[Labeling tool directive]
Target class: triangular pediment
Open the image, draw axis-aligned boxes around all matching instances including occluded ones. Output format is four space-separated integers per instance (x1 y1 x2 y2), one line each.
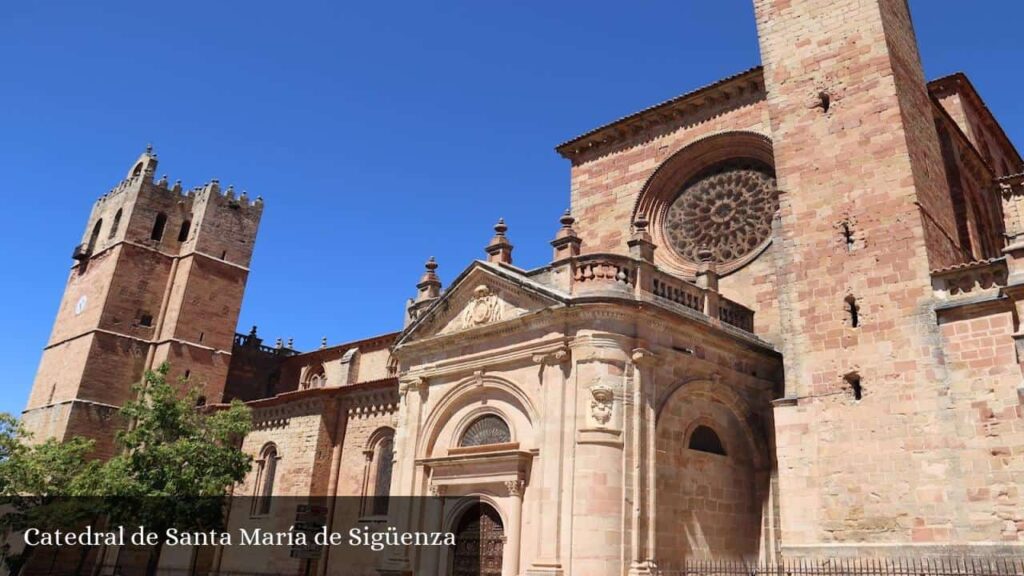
398 261 567 345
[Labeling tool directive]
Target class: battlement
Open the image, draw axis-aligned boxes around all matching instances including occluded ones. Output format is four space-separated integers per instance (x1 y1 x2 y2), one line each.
77 147 263 267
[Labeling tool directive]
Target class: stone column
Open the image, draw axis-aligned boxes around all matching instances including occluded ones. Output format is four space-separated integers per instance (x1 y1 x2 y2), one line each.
380 375 427 575
629 348 658 576
421 484 448 575
504 480 525 576
570 336 629 576
527 347 570 576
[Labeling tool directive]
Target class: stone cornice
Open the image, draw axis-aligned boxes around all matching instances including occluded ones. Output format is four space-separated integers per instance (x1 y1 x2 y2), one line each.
401 336 572 381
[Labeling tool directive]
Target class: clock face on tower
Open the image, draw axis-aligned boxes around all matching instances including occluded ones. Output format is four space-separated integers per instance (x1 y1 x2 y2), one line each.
74 295 88 316
663 159 779 266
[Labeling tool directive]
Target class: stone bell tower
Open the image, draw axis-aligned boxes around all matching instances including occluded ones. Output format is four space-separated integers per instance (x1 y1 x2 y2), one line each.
755 0 983 555
22 148 262 458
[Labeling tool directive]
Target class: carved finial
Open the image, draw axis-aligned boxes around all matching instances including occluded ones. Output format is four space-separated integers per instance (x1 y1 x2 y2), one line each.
560 209 575 228
145 143 153 155
275 338 282 349
696 247 719 291
321 336 327 349
552 209 582 260
287 337 294 349
486 218 514 264
627 212 656 262
249 325 258 337
416 256 442 302
633 212 649 232
157 174 168 186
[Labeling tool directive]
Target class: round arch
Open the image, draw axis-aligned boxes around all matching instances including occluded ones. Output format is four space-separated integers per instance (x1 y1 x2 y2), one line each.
416 374 538 459
655 377 769 469
654 377 771 562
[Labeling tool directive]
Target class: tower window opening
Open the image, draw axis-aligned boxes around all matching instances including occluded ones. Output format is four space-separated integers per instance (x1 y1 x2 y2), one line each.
220 250 227 260
184 369 191 380
87 219 103 254
108 209 122 239
195 395 206 407
198 331 205 343
139 313 154 327
178 219 191 242
845 373 863 401
845 295 860 328
151 213 167 241
841 222 855 251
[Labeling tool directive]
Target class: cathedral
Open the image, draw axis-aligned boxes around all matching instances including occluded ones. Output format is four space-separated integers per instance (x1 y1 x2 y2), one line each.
20 0 1024 575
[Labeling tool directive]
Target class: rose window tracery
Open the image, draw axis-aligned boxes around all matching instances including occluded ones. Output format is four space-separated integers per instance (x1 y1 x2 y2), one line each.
663 160 779 265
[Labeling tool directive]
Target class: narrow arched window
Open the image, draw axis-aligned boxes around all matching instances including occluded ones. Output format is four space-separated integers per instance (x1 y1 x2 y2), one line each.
372 436 394 515
177 219 191 242
302 365 326 390
87 219 103 254
459 415 511 447
254 444 278 515
689 425 726 456
151 213 167 241
108 209 122 239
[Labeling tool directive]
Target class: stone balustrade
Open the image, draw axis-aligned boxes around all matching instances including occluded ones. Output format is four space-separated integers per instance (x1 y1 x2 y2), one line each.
572 255 636 290
557 252 756 333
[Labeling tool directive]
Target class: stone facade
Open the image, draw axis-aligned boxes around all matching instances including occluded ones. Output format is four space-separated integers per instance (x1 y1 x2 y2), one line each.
23 148 262 459
20 0 1024 574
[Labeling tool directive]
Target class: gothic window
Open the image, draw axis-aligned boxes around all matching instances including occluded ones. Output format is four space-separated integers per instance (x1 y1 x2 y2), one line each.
372 436 394 516
253 443 278 516
108 209 122 239
151 213 167 241
87 219 103 254
688 425 726 456
459 415 511 447
664 159 778 265
302 365 326 390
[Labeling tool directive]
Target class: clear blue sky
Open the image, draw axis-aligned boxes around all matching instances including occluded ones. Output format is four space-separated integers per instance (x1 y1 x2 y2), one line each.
1 1 1021 416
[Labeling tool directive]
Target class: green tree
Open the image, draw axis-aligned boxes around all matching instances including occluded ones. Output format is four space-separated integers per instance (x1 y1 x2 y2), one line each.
0 363 253 576
0 414 102 575
101 363 253 576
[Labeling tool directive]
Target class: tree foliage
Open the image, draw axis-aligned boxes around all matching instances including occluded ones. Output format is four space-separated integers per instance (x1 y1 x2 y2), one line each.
0 362 253 576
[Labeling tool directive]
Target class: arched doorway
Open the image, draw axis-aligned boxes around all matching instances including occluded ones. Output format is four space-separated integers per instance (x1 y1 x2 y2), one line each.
450 503 504 576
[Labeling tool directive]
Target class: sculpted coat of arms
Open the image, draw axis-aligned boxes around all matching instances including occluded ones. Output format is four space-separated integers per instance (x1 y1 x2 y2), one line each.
460 285 502 329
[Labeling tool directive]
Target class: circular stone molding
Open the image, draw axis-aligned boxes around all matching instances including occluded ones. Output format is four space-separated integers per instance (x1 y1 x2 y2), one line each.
633 132 778 277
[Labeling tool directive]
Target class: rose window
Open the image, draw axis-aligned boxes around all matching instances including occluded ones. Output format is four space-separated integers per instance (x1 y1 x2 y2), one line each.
663 160 779 265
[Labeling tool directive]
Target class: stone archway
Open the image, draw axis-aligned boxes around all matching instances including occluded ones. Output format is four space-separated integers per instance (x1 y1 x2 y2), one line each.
655 382 768 564
450 502 505 576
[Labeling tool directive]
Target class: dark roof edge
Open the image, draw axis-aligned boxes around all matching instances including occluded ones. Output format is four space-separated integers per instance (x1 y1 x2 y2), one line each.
554 66 764 159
